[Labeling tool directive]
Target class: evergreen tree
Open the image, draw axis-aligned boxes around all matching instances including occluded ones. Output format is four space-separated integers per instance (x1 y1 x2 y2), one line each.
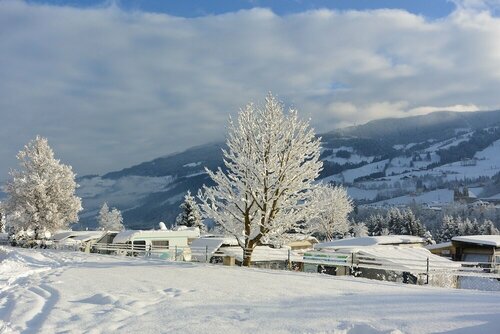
436 215 460 243
98 202 124 231
176 191 205 232
481 220 500 235
3 136 82 239
366 214 387 236
387 208 404 235
401 209 427 237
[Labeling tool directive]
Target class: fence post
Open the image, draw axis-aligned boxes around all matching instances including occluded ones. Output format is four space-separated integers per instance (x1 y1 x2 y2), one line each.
175 245 178 261
205 245 208 263
287 249 291 270
426 257 429 285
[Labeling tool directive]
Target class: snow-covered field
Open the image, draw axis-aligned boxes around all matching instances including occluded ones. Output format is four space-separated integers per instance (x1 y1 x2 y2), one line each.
1 247 500 333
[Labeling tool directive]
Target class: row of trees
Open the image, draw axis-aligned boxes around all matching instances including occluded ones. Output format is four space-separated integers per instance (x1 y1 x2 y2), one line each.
363 208 429 238
435 215 499 243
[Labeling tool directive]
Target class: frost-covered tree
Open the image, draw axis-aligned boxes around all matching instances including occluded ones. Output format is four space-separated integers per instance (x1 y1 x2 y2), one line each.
366 214 387 236
350 221 369 237
176 191 206 232
3 136 82 238
400 209 427 237
98 202 124 231
436 215 461 243
199 93 323 266
481 220 499 235
307 184 353 241
386 208 405 235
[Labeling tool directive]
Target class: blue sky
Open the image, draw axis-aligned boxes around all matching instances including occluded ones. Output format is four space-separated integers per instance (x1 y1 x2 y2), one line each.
26 0 457 18
1 0 500 178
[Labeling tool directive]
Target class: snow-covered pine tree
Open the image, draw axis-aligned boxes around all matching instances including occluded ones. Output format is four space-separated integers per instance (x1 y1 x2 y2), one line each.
3 136 82 239
199 93 323 266
176 191 206 232
387 208 405 235
306 184 353 241
481 220 500 235
98 202 124 231
436 215 460 243
366 214 387 236
401 209 427 237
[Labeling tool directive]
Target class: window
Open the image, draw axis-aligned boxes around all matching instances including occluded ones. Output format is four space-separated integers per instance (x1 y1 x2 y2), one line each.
152 240 169 248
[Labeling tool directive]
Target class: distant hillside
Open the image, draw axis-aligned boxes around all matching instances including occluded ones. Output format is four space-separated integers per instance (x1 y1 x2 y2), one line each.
75 110 500 230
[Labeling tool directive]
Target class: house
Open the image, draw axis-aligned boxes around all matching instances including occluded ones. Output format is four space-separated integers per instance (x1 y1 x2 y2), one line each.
451 235 500 266
450 235 500 290
305 236 459 287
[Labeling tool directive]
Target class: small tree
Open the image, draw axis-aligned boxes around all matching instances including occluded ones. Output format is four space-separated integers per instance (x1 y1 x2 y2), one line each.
366 214 387 236
307 184 353 241
176 191 206 232
199 93 323 266
436 215 460 243
98 202 124 231
481 220 499 235
350 221 368 237
3 136 82 239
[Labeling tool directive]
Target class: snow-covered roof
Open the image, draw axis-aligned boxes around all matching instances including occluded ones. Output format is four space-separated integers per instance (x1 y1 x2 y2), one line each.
112 230 138 244
426 242 453 250
219 246 302 263
353 246 459 271
71 232 105 242
315 236 425 250
112 228 200 244
310 245 459 272
52 231 97 242
190 236 239 262
452 235 500 247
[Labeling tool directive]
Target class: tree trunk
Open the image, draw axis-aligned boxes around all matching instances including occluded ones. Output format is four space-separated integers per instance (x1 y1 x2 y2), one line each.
242 240 255 267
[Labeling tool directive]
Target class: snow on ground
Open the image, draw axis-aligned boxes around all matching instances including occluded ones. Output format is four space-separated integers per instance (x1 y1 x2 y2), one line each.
372 189 454 206
324 154 374 166
325 159 389 184
436 139 500 181
1 247 500 334
346 187 379 201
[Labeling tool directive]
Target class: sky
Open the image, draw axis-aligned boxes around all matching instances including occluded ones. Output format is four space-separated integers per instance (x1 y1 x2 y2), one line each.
1 0 500 179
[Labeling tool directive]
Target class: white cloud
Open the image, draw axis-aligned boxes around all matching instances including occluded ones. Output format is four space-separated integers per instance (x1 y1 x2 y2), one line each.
1 1 500 177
